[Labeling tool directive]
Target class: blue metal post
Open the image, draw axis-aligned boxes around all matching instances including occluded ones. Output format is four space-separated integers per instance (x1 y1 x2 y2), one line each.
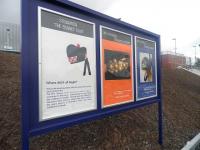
158 100 163 145
157 35 163 145
22 129 29 150
21 0 30 149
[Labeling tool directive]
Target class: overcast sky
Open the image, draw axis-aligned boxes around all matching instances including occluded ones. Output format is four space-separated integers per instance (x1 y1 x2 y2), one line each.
70 0 200 60
0 0 199 60
0 0 20 24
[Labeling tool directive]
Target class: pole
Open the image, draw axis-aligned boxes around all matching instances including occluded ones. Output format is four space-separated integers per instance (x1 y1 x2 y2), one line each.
174 39 176 54
158 37 163 145
193 45 196 64
22 0 30 149
172 38 176 67
158 100 163 145
172 38 176 54
199 44 200 63
199 44 200 52
6 28 10 50
195 47 196 64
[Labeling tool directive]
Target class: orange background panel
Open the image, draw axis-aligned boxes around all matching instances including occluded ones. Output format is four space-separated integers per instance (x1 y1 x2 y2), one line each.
102 39 134 107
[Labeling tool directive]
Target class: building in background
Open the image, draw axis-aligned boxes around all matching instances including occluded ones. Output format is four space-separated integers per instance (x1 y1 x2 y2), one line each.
161 51 191 69
0 22 20 52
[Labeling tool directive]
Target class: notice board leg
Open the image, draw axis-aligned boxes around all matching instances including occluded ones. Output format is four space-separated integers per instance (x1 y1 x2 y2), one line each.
158 100 163 145
21 106 29 150
21 0 30 148
22 132 29 150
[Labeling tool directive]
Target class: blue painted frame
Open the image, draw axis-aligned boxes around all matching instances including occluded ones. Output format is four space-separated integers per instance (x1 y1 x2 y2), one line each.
21 0 162 149
135 36 158 100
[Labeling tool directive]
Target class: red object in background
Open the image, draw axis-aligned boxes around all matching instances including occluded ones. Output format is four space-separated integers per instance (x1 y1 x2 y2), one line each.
161 53 186 69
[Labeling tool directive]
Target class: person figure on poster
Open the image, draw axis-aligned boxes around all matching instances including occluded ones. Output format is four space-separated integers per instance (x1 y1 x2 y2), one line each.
141 56 153 82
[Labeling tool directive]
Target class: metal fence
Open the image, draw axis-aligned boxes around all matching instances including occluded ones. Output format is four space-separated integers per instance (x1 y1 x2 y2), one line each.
0 22 21 52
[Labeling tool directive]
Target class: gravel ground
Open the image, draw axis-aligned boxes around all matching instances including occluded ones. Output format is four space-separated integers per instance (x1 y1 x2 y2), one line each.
0 51 199 150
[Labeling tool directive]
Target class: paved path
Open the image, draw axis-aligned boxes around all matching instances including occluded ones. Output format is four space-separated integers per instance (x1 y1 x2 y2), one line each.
180 67 200 76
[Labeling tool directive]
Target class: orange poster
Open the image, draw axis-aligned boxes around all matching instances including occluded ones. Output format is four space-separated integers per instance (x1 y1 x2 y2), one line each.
101 26 134 108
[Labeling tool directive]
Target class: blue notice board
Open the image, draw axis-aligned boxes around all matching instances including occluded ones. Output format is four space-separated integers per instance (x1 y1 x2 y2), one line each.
21 0 162 149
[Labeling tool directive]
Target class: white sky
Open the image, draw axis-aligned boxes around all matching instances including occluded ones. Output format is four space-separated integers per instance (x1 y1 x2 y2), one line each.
0 0 20 24
0 0 199 60
70 0 200 60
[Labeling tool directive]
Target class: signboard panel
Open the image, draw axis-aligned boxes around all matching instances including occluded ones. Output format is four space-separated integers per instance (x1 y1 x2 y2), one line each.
38 7 97 121
100 26 134 108
21 0 162 149
135 36 157 100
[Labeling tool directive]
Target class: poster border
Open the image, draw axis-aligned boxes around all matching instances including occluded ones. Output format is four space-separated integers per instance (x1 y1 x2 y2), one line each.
135 36 158 101
38 6 97 121
100 25 134 108
22 0 162 146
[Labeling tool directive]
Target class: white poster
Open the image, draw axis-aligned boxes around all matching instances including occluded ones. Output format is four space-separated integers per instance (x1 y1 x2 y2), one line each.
38 7 97 121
